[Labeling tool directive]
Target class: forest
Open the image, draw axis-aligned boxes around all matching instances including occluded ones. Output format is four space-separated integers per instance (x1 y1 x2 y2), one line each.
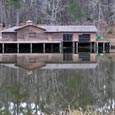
0 0 115 29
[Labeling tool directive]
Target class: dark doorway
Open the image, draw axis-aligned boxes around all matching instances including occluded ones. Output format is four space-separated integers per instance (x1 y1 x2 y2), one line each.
98 43 103 53
45 43 60 53
78 43 90 52
32 43 43 53
78 43 90 48
19 44 30 53
53 43 60 53
4 43 17 53
45 43 52 53
63 42 73 53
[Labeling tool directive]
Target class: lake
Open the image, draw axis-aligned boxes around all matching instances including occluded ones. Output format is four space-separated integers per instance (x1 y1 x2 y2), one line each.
0 47 115 115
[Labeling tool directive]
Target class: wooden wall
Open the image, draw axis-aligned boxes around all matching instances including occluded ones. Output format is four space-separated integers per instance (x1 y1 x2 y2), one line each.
90 33 96 42
17 26 48 41
2 33 16 41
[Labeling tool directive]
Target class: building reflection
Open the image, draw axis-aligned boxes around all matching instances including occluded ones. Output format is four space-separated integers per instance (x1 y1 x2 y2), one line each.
0 53 97 70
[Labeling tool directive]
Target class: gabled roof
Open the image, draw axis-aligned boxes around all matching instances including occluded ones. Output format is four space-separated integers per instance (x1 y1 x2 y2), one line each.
1 25 97 33
15 25 46 31
1 25 46 33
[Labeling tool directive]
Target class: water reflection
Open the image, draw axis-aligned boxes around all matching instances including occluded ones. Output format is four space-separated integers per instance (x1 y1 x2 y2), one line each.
0 50 115 114
0 53 97 70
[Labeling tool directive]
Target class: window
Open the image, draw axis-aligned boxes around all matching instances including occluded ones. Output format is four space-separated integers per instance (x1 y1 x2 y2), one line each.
79 34 90 42
63 34 73 42
63 54 73 61
79 53 90 61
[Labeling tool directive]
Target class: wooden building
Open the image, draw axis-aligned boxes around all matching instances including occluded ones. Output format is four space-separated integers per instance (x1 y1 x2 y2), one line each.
0 21 97 53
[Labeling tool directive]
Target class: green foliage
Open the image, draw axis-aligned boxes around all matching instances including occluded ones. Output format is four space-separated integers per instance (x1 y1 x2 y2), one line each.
6 83 29 103
4 0 21 9
67 1 83 22
68 1 77 12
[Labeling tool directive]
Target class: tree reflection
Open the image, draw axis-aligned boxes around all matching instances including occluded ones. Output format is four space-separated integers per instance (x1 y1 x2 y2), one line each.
0 55 115 114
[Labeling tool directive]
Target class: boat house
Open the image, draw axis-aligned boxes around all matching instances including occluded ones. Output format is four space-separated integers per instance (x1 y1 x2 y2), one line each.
0 21 97 53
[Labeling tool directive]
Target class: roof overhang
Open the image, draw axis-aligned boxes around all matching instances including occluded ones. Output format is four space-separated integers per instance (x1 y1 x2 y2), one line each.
41 63 97 69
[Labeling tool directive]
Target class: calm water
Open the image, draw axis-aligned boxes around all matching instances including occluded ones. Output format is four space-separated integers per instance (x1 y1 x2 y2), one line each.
0 49 115 114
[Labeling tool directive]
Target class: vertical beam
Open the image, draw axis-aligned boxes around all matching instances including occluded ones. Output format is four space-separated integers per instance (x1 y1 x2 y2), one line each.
61 42 63 53
103 42 105 53
94 42 97 53
43 43 45 53
97 42 98 49
76 42 78 53
90 42 92 53
17 43 19 53
96 42 98 53
30 43 32 53
2 43 4 53
60 43 62 53
73 42 75 53
108 42 110 53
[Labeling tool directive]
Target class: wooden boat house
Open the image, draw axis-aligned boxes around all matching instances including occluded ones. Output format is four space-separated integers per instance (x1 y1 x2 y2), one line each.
0 21 97 53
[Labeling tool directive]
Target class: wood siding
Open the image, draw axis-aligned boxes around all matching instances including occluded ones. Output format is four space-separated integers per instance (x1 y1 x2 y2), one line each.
2 33 16 41
17 26 48 41
73 33 78 41
90 54 96 62
90 33 96 42
1 55 17 62
51 33 63 41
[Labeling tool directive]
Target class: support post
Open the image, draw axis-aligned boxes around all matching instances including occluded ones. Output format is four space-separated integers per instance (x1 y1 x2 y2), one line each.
43 43 45 53
109 42 111 51
103 42 105 53
30 43 32 53
94 42 96 53
17 43 19 53
73 42 75 53
90 42 92 53
76 42 78 53
2 43 4 53
60 43 62 53
96 42 98 53
61 42 63 53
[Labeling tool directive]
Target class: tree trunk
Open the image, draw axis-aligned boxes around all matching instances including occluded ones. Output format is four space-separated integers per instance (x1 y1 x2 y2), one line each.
16 9 19 26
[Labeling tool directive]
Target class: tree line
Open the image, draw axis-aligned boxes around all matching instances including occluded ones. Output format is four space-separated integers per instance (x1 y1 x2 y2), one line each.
0 0 115 27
